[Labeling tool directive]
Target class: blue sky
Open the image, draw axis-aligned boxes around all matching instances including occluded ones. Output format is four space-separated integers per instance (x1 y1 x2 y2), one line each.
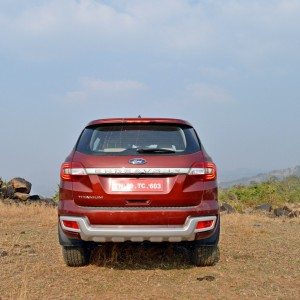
0 0 299 196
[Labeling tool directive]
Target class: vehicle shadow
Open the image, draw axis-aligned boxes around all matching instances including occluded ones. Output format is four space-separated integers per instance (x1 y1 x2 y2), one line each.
90 242 194 270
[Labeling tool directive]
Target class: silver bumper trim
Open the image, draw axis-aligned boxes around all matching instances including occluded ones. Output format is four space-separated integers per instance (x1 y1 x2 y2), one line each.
59 216 217 242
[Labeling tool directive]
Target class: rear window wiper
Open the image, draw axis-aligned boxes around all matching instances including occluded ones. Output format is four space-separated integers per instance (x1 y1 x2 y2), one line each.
136 148 176 154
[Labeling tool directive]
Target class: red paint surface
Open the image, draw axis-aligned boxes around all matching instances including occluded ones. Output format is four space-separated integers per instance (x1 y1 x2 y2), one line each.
58 118 219 229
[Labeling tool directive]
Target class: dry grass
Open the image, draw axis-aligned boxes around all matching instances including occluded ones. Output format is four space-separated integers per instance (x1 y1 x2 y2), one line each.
0 202 299 300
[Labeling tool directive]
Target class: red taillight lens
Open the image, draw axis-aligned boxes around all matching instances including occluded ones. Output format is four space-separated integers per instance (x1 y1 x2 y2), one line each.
196 220 214 230
204 162 217 180
189 162 217 181
60 162 87 181
62 220 80 230
60 162 71 181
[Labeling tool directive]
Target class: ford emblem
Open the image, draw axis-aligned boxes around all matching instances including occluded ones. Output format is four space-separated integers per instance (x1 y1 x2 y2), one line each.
129 158 147 165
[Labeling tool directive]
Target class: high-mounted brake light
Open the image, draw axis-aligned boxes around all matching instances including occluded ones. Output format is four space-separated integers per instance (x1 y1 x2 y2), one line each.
60 162 87 181
125 120 151 123
189 162 217 181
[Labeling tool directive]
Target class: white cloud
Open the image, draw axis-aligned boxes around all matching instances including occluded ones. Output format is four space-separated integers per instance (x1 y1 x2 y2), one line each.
198 66 237 80
0 0 134 36
64 91 87 103
81 78 147 91
1 0 299 61
61 78 147 103
186 83 234 103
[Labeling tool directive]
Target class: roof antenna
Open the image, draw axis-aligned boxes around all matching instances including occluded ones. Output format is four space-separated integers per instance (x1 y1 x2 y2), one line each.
138 115 142 118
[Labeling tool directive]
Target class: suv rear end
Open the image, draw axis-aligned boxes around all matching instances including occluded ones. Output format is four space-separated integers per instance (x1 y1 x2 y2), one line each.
58 118 220 266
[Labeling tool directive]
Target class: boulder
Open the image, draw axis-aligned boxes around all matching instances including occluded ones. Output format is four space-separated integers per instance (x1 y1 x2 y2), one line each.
0 179 6 198
1 185 15 199
255 204 272 212
273 206 291 217
28 195 40 200
8 178 32 194
220 203 235 214
288 210 300 218
282 205 292 212
14 192 30 201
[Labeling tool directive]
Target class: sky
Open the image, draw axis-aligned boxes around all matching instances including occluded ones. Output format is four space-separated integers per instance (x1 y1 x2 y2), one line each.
0 0 299 196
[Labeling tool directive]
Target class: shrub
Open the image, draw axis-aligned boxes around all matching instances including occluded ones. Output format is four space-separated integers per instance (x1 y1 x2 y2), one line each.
219 176 300 211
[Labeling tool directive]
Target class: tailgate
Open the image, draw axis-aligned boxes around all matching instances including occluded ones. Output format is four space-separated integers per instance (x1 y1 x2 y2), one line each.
71 152 204 208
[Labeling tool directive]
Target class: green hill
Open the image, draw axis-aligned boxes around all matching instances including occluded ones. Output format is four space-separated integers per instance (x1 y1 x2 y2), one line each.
219 176 300 211
220 166 300 188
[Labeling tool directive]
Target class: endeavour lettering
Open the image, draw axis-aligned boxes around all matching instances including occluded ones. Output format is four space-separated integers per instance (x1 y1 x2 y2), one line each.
85 168 191 175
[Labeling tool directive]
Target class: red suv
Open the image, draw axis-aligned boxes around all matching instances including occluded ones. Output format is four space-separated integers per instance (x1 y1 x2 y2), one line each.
58 118 220 267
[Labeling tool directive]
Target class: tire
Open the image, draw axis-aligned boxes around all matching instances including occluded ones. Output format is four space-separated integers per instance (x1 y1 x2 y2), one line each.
191 245 220 267
62 246 90 267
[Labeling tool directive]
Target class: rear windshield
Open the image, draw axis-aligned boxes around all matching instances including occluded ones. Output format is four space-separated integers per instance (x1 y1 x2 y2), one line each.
76 124 201 156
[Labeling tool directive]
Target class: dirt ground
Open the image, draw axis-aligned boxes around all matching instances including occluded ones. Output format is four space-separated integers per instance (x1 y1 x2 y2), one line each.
0 203 299 300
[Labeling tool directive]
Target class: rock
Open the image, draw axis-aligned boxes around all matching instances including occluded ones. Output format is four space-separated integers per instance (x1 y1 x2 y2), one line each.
197 275 215 282
273 207 291 217
220 203 235 214
243 208 253 214
28 195 40 200
288 210 300 218
282 205 292 213
1 185 15 199
14 192 30 201
8 178 32 194
0 250 8 257
255 204 272 212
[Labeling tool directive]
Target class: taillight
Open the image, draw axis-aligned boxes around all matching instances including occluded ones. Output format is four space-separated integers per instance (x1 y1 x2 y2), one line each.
60 162 87 181
189 162 217 181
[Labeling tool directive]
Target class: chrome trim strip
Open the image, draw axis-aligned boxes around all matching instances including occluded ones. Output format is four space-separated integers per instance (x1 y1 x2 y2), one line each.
59 216 217 242
85 167 193 175
78 206 198 211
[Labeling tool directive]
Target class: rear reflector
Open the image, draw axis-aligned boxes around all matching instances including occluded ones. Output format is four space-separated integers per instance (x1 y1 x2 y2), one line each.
196 220 214 230
62 220 80 230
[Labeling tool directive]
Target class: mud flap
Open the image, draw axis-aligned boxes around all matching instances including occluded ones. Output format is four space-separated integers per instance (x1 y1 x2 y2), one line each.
58 223 86 247
194 216 220 246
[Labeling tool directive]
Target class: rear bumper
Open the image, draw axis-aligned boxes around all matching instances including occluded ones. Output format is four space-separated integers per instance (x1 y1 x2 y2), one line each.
58 199 219 226
59 215 217 243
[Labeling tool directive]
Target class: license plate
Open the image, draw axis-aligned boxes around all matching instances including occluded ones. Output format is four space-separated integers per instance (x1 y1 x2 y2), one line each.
110 178 164 192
